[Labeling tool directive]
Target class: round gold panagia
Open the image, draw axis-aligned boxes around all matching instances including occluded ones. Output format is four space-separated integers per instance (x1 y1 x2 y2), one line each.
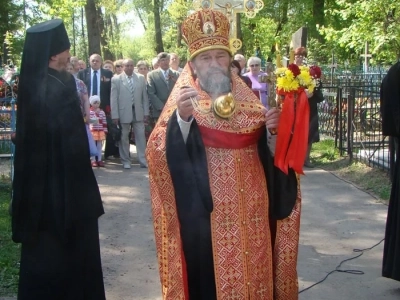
213 92 236 119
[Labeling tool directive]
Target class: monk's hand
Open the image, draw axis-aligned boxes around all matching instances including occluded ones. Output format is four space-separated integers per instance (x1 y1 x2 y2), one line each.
263 107 280 132
177 86 197 121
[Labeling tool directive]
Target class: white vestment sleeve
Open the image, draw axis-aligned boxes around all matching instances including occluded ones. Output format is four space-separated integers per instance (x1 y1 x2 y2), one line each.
176 110 194 143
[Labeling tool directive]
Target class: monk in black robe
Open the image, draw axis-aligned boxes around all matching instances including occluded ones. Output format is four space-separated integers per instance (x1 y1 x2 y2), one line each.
380 60 400 281
11 19 105 299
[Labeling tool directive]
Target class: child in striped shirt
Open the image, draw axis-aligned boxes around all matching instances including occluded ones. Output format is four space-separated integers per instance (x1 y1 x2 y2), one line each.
89 95 108 167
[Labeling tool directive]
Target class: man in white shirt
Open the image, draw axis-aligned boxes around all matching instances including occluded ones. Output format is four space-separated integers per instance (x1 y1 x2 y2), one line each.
111 59 149 169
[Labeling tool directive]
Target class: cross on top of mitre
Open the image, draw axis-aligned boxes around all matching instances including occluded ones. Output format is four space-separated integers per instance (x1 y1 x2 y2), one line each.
194 0 264 18
193 0 264 52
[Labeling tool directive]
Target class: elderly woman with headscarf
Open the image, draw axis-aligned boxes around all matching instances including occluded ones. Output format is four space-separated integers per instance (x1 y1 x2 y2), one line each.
243 56 268 108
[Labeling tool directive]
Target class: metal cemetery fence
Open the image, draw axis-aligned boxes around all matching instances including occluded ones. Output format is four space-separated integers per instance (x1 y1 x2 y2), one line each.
0 73 17 178
318 68 393 173
0 98 16 156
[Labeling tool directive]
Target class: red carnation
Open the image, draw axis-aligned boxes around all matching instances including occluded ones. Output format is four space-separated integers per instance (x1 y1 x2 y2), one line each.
287 64 301 77
309 65 322 79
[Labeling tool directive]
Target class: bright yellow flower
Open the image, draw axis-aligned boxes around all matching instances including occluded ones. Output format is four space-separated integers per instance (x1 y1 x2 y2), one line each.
275 65 316 93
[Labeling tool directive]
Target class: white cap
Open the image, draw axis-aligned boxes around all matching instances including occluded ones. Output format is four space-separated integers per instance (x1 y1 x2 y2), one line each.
89 95 101 105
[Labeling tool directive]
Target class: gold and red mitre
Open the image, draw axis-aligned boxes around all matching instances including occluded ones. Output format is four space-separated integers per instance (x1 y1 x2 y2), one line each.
181 9 232 60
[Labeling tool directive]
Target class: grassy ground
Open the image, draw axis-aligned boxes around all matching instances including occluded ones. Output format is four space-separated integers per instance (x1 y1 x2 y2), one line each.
310 138 392 203
0 177 20 296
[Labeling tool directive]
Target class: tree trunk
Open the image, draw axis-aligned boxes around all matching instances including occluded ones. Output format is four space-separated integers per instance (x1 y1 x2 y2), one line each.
275 0 288 37
0 0 10 65
176 23 182 48
81 7 88 61
270 0 289 56
112 14 123 59
134 7 147 31
313 0 325 42
97 7 114 61
85 0 101 56
153 0 164 53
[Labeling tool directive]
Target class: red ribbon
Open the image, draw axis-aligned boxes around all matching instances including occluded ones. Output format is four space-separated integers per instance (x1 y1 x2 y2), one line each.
274 90 310 175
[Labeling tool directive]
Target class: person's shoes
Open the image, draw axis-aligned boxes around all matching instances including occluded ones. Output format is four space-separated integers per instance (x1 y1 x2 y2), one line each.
97 161 105 167
304 161 315 168
140 164 148 168
91 161 98 167
123 164 131 169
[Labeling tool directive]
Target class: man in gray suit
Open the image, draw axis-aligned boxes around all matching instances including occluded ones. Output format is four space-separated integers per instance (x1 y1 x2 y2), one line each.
111 58 149 169
147 52 180 122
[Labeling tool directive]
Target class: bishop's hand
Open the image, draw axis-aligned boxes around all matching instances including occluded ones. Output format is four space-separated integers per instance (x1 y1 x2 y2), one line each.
177 86 197 121
263 107 280 132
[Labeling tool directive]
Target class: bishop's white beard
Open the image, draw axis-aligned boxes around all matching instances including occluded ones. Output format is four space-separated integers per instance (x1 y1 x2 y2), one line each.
197 67 231 100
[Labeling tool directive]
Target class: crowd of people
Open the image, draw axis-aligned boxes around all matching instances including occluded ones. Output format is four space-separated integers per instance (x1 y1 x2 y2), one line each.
60 47 285 170
54 51 187 169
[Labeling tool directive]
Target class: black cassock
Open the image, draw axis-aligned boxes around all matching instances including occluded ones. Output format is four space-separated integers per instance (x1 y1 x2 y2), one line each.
380 61 400 281
308 86 324 144
165 112 298 299
12 68 106 299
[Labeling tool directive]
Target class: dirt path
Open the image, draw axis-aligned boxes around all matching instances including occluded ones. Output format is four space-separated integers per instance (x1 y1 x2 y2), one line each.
95 157 162 300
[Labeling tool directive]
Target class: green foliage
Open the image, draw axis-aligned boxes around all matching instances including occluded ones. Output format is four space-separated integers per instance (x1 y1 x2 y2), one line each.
121 33 156 62
0 180 20 296
0 0 24 65
241 15 277 61
319 0 400 63
167 0 191 23
2 0 400 66
311 139 340 163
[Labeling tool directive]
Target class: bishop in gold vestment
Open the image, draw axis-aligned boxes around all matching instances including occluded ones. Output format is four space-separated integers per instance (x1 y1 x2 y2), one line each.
147 9 301 300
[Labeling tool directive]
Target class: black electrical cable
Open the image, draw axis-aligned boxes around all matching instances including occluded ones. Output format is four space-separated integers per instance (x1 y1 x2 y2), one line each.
298 238 385 294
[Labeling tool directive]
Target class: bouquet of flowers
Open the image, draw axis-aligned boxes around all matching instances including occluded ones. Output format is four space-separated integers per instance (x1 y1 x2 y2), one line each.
273 63 322 175
275 64 316 95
